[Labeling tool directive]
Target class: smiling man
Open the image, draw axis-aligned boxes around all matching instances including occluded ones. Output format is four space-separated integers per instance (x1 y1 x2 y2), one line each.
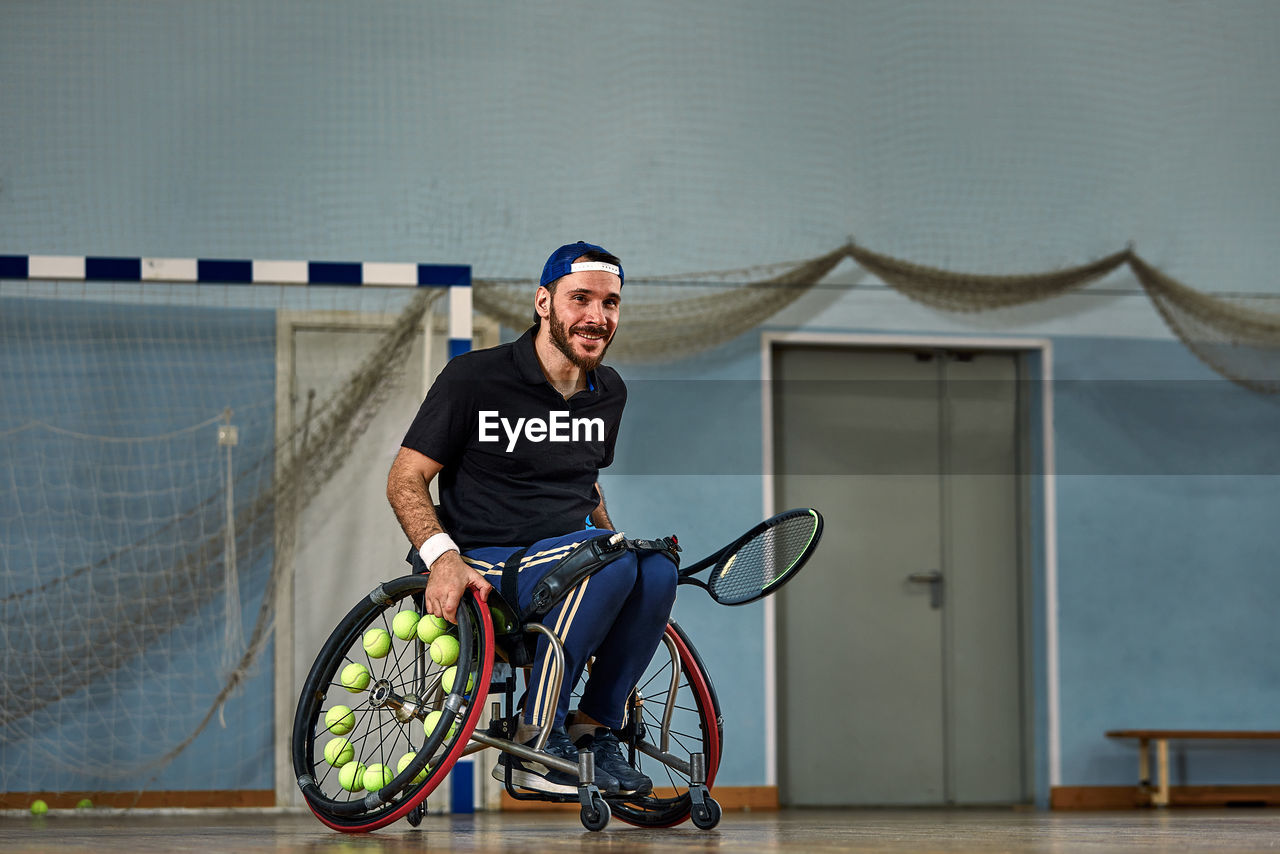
386 242 678 797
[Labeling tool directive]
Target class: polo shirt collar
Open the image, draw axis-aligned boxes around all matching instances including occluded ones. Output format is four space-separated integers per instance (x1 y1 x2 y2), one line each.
513 325 607 396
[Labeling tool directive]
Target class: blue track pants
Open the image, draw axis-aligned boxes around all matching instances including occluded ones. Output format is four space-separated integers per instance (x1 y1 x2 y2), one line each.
462 529 678 730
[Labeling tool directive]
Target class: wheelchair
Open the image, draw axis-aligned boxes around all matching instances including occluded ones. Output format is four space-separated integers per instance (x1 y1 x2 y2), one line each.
292 574 723 833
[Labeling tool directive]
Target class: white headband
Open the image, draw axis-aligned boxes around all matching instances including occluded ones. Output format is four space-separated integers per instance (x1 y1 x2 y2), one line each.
570 262 621 277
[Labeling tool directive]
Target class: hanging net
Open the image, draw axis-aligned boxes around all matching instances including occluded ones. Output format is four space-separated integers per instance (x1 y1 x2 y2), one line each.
0 280 439 805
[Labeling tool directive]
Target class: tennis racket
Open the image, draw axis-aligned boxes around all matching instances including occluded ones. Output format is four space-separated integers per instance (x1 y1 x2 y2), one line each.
676 508 824 605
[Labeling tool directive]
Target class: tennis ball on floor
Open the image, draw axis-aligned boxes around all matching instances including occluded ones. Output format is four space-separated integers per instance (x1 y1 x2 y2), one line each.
338 761 367 793
324 737 355 767
391 610 420 640
75 798 93 810
30 799 48 816
417 614 449 644
363 763 395 792
363 627 392 659
429 635 459 666
325 705 355 735
423 710 459 740
441 665 474 694
340 663 370 692
397 752 430 785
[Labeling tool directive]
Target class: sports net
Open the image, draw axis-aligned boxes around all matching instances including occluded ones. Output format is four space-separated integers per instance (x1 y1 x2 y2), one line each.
0 279 440 806
477 241 1280 391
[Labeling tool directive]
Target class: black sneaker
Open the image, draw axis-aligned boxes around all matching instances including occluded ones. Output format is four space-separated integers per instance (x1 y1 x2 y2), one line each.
493 728 620 796
575 729 652 796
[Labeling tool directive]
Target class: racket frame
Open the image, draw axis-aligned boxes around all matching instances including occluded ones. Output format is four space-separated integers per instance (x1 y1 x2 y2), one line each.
676 507 824 605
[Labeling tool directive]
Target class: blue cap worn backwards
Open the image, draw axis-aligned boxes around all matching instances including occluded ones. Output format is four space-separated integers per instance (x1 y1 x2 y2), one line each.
539 241 624 289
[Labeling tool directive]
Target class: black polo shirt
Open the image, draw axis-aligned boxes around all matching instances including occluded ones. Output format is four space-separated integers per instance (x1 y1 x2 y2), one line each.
401 326 627 550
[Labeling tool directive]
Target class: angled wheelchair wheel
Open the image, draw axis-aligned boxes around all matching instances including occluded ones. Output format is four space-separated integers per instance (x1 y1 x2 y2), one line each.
292 578 494 833
604 620 723 828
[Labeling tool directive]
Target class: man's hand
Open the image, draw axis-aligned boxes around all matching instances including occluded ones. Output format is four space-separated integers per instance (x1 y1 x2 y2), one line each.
423 551 492 624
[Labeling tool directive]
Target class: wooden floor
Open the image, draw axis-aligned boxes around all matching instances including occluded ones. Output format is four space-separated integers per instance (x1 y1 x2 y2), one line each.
4 808 1280 853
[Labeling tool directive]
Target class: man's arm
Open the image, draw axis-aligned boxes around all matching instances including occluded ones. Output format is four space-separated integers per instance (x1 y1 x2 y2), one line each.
386 446 448 546
386 446 491 623
588 481 614 531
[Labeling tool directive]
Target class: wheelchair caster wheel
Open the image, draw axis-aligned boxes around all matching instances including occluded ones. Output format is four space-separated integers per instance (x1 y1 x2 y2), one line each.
691 796 721 830
580 792 611 832
405 803 425 827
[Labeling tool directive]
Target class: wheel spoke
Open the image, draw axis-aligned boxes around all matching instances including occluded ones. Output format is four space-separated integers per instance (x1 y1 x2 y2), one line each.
293 582 493 831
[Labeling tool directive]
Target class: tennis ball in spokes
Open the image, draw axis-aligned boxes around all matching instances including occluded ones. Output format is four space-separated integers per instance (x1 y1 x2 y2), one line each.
417 614 449 644
391 610 420 640
30 799 48 816
325 705 355 735
338 761 367 792
363 627 392 658
397 752 430 784
441 665 474 694
340 663 370 692
324 738 354 767
429 635 459 666
423 710 459 740
363 763 395 792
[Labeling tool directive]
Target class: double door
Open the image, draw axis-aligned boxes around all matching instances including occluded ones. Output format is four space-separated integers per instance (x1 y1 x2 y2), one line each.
773 344 1030 806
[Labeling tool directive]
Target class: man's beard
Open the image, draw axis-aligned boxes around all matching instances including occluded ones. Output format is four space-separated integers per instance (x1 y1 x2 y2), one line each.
548 304 613 372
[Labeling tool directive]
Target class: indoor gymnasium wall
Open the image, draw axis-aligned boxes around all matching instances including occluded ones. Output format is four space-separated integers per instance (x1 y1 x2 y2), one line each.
0 297 278 795
697 289 1280 801
3 1 1278 804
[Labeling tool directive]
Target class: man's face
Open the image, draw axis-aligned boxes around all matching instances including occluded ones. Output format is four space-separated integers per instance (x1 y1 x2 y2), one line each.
539 268 622 372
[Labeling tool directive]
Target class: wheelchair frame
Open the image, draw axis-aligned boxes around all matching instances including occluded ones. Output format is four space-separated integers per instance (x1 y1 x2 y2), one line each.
292 577 723 833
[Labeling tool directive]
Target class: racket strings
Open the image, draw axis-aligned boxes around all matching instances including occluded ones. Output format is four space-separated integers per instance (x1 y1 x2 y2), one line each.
707 514 818 604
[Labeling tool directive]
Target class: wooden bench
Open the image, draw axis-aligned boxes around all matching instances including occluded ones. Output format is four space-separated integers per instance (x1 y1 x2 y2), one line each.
1106 730 1280 807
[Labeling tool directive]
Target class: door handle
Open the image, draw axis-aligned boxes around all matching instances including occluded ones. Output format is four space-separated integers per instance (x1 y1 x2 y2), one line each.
907 570 944 609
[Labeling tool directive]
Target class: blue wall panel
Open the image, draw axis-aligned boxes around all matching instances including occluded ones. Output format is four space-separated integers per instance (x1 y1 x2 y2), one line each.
0 295 277 792
1054 337 1280 786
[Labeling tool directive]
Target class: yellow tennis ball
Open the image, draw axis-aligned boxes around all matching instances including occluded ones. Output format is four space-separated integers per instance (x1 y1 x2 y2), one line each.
429 635 459 666
363 763 395 792
75 798 93 810
362 627 392 659
441 665 474 694
417 614 449 644
340 663 370 693
338 761 367 792
397 752 430 784
423 710 459 740
30 799 48 816
391 610 420 640
324 737 355 767
325 705 355 735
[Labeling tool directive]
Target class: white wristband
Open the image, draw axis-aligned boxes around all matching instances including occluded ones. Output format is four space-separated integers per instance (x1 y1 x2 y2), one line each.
418 532 459 569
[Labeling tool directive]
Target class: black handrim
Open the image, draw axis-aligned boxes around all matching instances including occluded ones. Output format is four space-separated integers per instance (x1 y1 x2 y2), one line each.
291 577 490 831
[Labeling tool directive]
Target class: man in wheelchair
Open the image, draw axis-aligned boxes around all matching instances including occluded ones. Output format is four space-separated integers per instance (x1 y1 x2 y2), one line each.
386 241 678 798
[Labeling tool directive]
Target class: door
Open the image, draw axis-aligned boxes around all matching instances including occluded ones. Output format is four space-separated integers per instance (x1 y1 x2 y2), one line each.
774 344 1028 806
273 318 431 805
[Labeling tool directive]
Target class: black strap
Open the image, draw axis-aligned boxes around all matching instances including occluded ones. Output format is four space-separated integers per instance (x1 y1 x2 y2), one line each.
496 534 680 625
500 546 530 619
627 535 682 568
527 534 626 618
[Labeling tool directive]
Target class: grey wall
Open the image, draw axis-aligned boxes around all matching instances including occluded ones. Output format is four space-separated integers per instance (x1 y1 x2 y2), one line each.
4 1 1280 290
